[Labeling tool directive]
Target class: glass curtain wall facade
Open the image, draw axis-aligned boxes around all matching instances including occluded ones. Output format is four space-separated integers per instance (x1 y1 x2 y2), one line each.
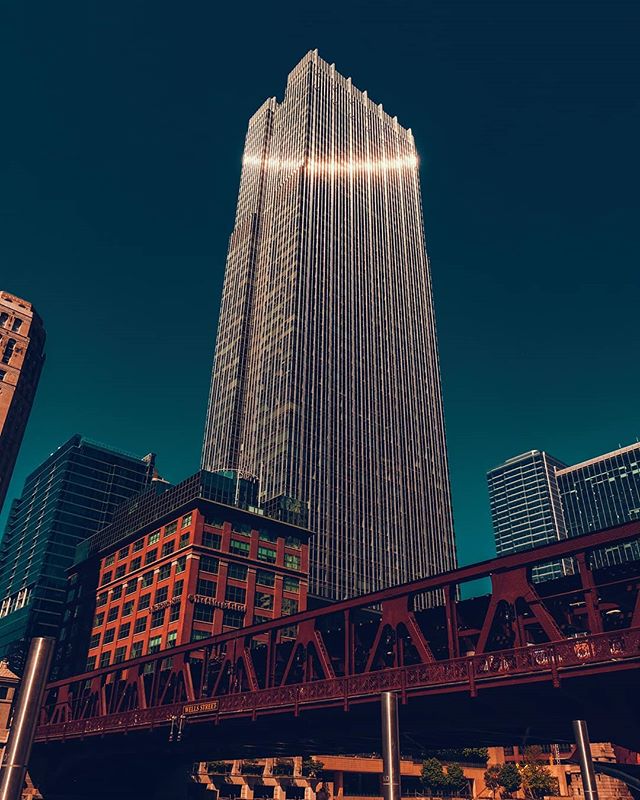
0 434 155 670
203 51 456 600
557 443 640 567
487 450 569 581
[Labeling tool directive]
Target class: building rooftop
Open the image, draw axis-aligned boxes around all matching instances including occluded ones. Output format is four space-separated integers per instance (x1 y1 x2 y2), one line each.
79 470 311 561
556 442 640 476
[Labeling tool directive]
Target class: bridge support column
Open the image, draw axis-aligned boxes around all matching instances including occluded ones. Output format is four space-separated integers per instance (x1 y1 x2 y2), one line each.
0 636 55 800
573 720 599 800
381 692 401 800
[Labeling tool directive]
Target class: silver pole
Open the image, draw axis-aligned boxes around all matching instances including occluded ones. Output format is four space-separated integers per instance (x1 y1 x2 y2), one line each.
0 637 55 800
572 719 599 800
381 691 401 800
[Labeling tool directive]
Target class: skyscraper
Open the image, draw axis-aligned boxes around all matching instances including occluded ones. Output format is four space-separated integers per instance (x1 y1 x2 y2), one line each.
0 435 155 670
0 291 46 515
202 51 456 600
488 443 640 575
487 450 569 581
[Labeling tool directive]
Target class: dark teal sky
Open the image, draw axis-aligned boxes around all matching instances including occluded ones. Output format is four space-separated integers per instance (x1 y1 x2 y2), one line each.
2 0 639 566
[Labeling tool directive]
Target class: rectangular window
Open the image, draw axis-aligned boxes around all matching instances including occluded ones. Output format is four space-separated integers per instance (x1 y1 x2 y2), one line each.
133 539 144 552
194 604 214 623
150 609 166 629
145 549 158 565
118 622 130 639
257 546 276 564
85 656 96 671
125 581 137 595
167 630 178 648
148 636 162 654
96 592 108 607
162 541 175 558
255 591 273 610
181 513 192 528
179 532 190 548
164 521 178 536
105 554 115 567
114 646 127 664
222 610 244 628
284 553 301 570
199 555 218 574
158 563 171 581
99 652 111 668
175 556 186 574
227 563 247 581
131 641 143 659
138 594 151 610
225 585 246 604
155 586 168 604
89 633 100 649
94 612 104 627
232 522 252 536
230 539 250 558
148 531 160 545
281 598 298 616
130 557 142 572
285 536 301 549
101 571 113 586
118 546 129 560
196 578 216 597
114 565 126 579
191 628 209 642
172 579 183 597
259 529 278 543
111 585 123 600
202 531 221 550
169 603 181 623
256 570 275 587
134 616 147 634
122 600 134 616
141 571 154 587
283 577 299 593
103 628 115 644
107 607 119 623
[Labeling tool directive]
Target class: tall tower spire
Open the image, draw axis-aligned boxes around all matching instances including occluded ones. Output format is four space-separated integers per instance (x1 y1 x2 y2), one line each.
203 52 456 600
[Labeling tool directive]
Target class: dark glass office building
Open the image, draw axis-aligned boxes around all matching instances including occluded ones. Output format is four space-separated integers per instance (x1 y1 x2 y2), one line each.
0 435 155 670
489 443 640 576
487 450 569 581
557 443 640 567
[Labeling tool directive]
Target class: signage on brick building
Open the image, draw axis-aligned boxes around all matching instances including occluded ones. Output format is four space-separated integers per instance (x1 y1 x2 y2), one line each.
187 594 246 612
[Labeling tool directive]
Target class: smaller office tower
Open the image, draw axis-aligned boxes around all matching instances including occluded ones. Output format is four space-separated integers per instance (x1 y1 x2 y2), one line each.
57 470 311 677
0 435 155 671
0 291 46 515
556 443 640 567
487 450 569 581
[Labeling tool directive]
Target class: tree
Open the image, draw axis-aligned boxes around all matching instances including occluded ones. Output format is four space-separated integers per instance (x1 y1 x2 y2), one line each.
445 765 468 796
519 748 558 799
484 765 502 798
498 764 522 797
421 758 449 796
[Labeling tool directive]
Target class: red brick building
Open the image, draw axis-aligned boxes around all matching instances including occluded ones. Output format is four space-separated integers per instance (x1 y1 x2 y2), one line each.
0 291 45 514
58 471 311 674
